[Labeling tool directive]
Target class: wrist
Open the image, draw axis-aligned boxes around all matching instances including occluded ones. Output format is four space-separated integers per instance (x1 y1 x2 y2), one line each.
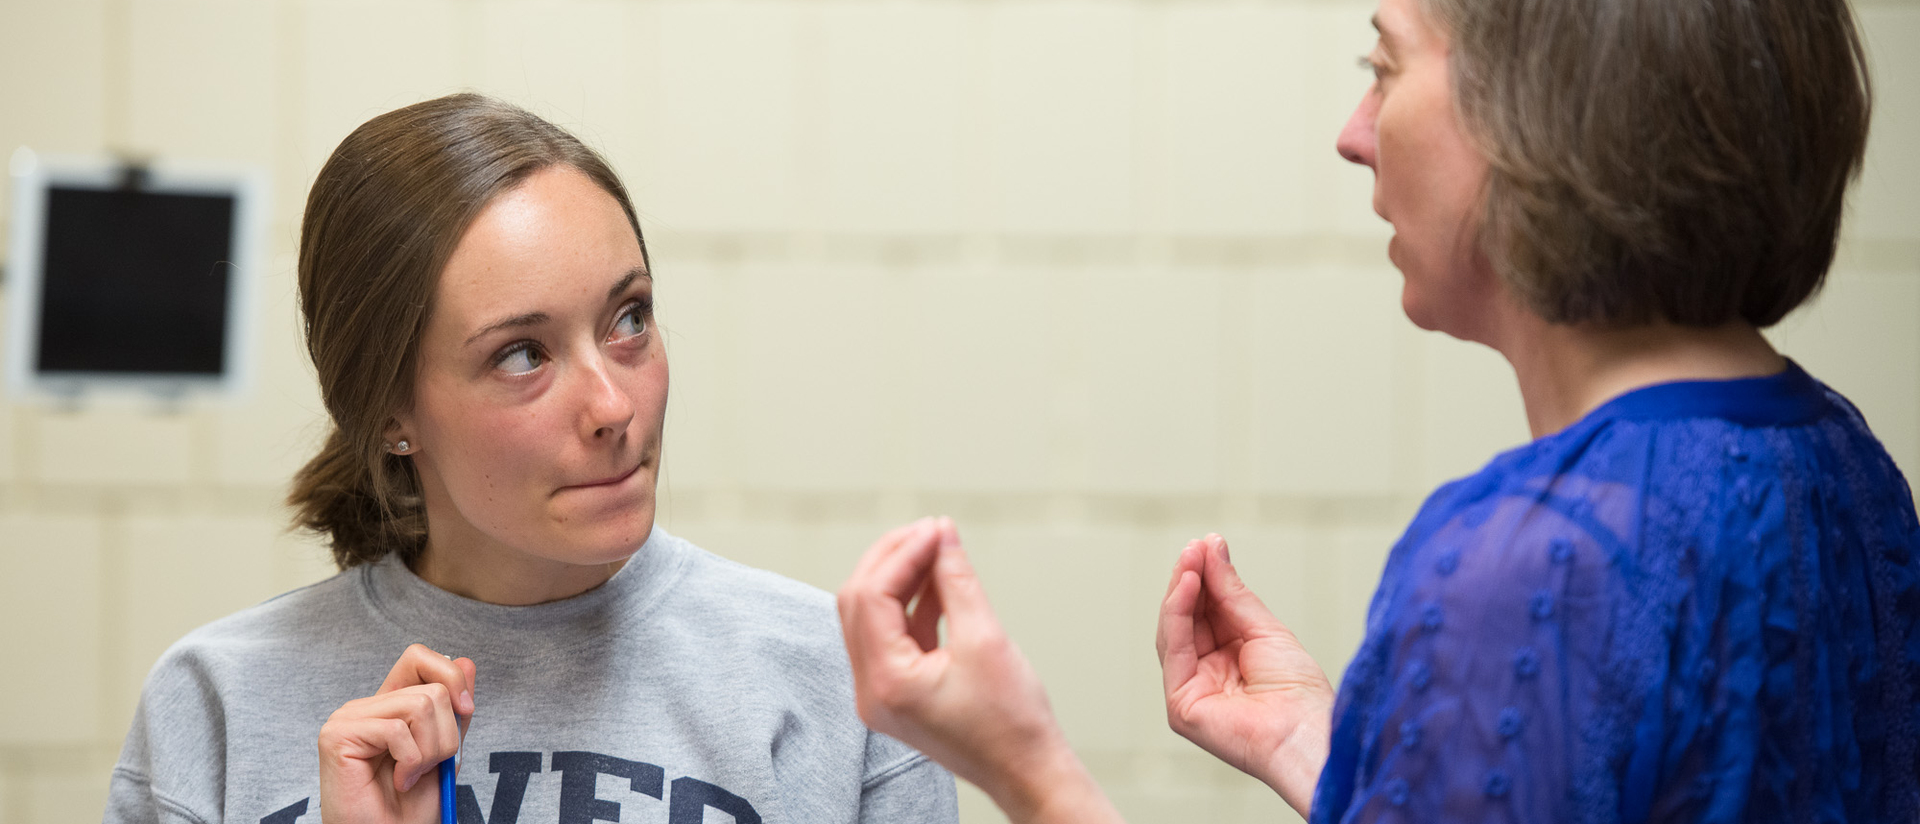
985 731 1119 824
1260 704 1333 819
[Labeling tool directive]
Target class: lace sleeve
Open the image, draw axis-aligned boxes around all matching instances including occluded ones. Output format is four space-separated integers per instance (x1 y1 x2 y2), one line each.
1320 486 1620 824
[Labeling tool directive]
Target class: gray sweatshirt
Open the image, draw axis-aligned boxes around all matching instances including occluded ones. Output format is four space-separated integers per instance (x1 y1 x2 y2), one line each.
105 528 958 824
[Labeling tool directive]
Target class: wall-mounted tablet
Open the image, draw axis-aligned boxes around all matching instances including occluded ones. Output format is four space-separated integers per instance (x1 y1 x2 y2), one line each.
5 148 267 402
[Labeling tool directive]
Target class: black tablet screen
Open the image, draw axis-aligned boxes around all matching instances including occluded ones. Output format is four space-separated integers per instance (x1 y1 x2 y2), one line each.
35 186 236 375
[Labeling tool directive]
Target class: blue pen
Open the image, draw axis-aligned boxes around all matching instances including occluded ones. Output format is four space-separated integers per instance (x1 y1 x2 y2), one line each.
438 651 465 824
439 756 456 824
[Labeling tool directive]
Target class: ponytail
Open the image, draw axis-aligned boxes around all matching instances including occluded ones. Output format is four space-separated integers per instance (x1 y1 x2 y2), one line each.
288 426 425 569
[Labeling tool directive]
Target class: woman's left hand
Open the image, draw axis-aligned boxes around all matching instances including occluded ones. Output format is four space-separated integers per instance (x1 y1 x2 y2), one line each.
1156 534 1335 818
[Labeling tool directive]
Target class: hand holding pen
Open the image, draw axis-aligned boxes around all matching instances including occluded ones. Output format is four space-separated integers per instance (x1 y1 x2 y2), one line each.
318 644 475 824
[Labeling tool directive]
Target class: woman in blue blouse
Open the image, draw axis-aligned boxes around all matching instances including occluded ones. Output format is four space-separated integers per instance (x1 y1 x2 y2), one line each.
837 0 1920 820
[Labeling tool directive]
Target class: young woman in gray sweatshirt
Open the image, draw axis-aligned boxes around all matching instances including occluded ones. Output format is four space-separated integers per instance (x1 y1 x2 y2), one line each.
105 93 957 824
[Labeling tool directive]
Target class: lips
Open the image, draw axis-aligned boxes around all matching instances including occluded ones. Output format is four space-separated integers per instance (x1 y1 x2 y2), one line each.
564 461 643 490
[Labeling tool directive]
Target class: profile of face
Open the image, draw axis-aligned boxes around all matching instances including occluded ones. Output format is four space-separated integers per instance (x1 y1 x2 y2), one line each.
391 165 666 596
1337 0 1501 339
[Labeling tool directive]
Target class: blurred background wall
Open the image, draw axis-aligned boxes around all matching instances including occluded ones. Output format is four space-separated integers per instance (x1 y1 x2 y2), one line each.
0 0 1914 821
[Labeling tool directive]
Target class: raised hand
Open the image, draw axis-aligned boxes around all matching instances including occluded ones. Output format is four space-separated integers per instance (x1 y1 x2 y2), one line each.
318 643 476 824
1156 534 1334 817
837 517 1124 824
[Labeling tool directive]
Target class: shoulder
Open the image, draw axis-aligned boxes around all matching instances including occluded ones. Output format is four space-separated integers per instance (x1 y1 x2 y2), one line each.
657 531 837 623
644 532 957 798
645 531 852 674
1358 423 1674 709
1387 430 1626 605
117 569 374 820
136 566 399 717
147 570 364 676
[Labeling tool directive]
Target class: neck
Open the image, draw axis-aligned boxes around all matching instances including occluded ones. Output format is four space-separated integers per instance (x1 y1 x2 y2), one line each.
1482 298 1786 438
412 535 628 606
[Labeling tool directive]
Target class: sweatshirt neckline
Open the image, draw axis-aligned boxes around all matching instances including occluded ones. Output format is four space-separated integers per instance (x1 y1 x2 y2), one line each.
358 526 689 657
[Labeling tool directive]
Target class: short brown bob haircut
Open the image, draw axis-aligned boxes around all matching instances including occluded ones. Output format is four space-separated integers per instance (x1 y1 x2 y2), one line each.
1426 0 1872 327
289 93 647 570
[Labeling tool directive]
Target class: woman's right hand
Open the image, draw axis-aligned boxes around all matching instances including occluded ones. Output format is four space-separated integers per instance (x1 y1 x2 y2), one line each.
837 518 1124 824
1156 534 1334 818
318 643 476 824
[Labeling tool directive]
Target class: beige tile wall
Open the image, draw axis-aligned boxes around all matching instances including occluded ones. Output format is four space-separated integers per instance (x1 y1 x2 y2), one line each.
0 0 1915 822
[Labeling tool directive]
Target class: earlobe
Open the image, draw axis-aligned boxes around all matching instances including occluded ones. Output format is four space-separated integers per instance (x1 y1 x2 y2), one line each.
382 418 416 455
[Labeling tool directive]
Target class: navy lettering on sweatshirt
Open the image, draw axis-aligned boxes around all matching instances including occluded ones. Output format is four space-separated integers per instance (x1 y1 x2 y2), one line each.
260 798 307 824
259 749 758 824
553 751 665 824
456 751 543 824
669 776 762 824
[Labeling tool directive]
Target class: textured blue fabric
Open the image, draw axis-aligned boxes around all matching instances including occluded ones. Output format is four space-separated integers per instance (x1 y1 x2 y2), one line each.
1310 361 1920 824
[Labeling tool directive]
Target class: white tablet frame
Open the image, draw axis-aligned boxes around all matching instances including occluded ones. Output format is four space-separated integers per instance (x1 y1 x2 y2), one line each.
4 147 269 404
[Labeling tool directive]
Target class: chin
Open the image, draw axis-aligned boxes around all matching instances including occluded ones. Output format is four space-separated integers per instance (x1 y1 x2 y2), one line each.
592 511 657 559
1400 287 1444 333
547 506 656 565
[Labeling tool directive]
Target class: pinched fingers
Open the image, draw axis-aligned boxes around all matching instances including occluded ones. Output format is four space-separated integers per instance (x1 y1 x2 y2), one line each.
841 520 947 724
1156 566 1204 695
1157 540 1206 654
841 520 938 634
1159 538 1224 660
842 520 942 651
906 569 944 653
925 521 1002 647
847 518 937 592
1164 539 1206 600
1197 535 1284 636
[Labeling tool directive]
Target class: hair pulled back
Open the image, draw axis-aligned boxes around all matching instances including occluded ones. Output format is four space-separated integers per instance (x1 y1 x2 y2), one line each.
1425 0 1872 327
289 93 646 569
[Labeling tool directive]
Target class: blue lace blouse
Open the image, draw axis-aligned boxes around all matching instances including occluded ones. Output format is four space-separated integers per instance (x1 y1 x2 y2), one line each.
1310 361 1920 823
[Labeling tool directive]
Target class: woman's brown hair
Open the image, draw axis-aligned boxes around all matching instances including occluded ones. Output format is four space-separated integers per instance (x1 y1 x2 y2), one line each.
289 93 647 569
1426 0 1872 327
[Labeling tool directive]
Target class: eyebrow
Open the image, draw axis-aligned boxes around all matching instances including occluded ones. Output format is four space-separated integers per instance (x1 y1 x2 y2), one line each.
462 267 652 348
1371 14 1400 52
464 311 550 347
606 267 650 302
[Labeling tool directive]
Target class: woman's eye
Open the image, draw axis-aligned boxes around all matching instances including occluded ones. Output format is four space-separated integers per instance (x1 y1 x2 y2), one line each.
1358 54 1385 82
609 300 650 342
494 343 545 375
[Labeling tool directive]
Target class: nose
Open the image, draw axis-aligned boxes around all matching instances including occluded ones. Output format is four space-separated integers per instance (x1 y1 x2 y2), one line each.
1337 87 1379 167
577 353 635 441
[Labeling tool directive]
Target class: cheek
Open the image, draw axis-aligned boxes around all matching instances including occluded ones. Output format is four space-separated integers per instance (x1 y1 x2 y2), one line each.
631 352 670 431
1377 124 1440 214
1372 106 1421 204
432 405 554 492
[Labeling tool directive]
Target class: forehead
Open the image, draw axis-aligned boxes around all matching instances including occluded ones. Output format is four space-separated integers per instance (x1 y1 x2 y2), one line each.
432 167 646 323
1374 0 1440 50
